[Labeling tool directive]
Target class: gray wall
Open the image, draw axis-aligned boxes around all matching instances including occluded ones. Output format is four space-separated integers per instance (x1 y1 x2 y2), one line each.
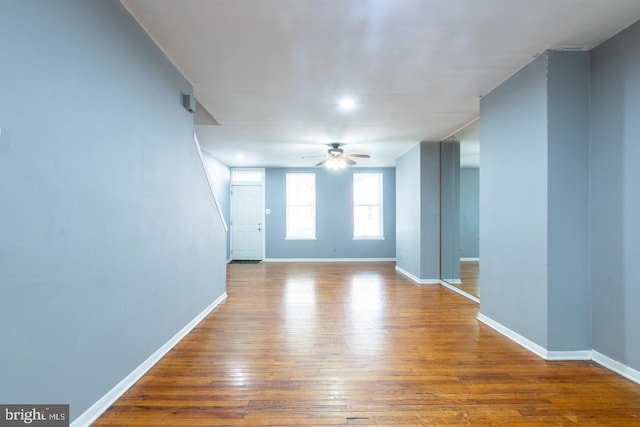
480 54 550 347
459 167 479 259
0 1 227 421
201 150 231 260
481 50 596 353
440 141 461 281
546 50 591 351
396 145 422 274
590 20 640 371
264 167 396 259
396 142 440 281
481 26 640 367
420 143 441 279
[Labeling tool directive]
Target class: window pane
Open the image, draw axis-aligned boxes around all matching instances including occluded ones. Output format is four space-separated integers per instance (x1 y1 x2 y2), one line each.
353 172 382 238
353 173 380 205
286 173 316 238
287 206 315 237
232 170 263 183
353 172 383 238
287 175 314 205
353 206 381 237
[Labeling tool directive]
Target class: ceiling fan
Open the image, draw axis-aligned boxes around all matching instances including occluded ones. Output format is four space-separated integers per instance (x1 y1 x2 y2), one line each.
303 143 371 169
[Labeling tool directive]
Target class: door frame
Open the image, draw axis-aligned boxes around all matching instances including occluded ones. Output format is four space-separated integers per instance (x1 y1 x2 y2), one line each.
230 168 266 260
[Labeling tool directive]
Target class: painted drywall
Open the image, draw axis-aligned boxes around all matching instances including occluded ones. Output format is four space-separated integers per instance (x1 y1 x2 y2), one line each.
264 167 396 259
440 141 461 282
420 143 441 280
0 1 227 421
481 50 595 353
201 150 231 260
546 50 591 351
459 167 479 258
396 145 423 275
479 54 549 348
590 20 640 371
395 142 440 281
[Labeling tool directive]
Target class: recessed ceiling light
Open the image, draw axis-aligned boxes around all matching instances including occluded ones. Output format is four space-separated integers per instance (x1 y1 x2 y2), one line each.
236 153 245 161
338 97 356 110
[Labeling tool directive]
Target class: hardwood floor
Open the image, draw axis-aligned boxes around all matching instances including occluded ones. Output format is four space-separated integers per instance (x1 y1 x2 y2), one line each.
94 262 640 426
458 261 479 298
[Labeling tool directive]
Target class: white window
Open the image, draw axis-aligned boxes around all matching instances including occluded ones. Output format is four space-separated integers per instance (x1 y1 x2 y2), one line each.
286 173 316 239
353 172 383 239
231 169 263 184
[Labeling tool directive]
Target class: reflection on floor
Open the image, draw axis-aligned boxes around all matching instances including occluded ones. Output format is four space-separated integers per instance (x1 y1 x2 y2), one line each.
94 262 640 425
459 260 479 298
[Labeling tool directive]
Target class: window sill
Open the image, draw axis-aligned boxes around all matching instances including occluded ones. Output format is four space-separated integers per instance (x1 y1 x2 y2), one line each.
353 236 385 240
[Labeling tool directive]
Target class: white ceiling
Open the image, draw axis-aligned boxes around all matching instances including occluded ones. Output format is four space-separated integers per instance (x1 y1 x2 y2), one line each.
122 0 640 168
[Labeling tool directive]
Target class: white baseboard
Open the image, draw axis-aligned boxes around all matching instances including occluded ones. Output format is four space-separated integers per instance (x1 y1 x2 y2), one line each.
477 313 549 359
263 258 395 263
71 292 228 427
477 313 640 385
394 265 440 285
460 257 480 262
439 281 480 303
396 268 478 302
546 350 592 361
593 350 640 384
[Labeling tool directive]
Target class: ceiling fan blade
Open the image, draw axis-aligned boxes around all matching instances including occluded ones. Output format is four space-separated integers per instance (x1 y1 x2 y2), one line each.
344 157 357 165
315 158 328 167
344 153 370 159
301 154 327 159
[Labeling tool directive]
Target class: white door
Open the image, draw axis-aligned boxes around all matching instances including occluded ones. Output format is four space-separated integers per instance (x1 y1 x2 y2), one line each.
231 184 263 260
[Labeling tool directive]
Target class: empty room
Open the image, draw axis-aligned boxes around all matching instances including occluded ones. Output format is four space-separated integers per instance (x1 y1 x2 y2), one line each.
2 1 640 425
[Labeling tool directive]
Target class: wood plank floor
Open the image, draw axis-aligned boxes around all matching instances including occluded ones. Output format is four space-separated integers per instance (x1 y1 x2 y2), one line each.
94 262 640 426
458 261 479 299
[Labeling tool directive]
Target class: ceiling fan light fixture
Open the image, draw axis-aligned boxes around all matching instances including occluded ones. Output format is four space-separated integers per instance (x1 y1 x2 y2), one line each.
326 157 346 170
306 143 369 168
